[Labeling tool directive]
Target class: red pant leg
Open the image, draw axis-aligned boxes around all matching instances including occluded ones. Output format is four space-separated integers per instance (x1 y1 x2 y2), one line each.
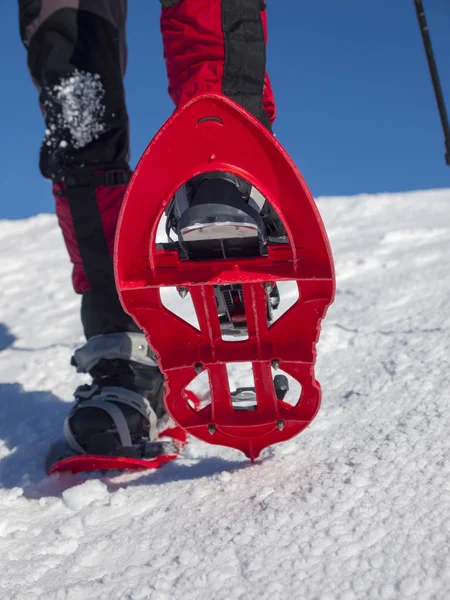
160 0 276 129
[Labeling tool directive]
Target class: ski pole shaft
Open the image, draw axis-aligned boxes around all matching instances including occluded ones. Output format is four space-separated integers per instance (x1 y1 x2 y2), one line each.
414 0 450 165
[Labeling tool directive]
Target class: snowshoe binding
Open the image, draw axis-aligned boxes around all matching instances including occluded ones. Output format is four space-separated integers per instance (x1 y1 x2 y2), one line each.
47 332 186 475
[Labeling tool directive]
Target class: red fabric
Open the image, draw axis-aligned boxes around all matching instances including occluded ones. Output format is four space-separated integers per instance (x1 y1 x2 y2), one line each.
53 180 127 294
260 7 276 123
161 0 225 107
54 182 89 293
160 0 276 125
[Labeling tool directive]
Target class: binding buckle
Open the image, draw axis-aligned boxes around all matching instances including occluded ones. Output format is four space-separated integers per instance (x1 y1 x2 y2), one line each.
103 170 131 187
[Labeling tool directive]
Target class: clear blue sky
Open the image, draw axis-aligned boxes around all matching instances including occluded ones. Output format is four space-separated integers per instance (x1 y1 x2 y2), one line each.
1 1 449 219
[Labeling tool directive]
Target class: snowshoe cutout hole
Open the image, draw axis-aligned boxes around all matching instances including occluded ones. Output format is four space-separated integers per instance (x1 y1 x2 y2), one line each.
227 362 257 411
156 212 168 243
197 116 223 125
271 366 302 407
160 286 200 331
184 370 211 412
216 284 249 341
268 280 300 327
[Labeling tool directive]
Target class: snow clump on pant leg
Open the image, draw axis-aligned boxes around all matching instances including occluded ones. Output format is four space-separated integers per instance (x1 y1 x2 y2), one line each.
43 70 106 151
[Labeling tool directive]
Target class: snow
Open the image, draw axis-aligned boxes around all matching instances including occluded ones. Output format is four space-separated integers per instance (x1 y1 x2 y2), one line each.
0 189 450 599
43 70 106 151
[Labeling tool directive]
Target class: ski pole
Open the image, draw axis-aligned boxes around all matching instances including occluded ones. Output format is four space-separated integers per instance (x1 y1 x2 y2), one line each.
414 0 450 165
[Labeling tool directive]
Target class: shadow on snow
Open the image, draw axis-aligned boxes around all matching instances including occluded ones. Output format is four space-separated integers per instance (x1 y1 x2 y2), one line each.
0 323 16 352
0 383 68 490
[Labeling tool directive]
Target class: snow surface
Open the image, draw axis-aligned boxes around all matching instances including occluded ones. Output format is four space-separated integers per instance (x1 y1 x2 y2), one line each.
0 189 449 599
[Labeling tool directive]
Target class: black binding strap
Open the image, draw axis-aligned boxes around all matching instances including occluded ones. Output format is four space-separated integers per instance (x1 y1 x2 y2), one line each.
62 165 132 188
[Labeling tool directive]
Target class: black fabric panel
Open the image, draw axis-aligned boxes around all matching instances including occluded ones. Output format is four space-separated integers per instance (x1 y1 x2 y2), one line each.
160 0 182 7
25 8 129 180
81 289 139 339
18 0 41 43
64 182 115 291
221 0 270 130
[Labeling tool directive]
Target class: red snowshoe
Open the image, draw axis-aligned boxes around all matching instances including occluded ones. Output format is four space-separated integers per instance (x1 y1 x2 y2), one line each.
115 94 335 461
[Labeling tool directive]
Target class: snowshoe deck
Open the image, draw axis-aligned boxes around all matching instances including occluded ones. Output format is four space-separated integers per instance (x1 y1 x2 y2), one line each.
115 94 335 461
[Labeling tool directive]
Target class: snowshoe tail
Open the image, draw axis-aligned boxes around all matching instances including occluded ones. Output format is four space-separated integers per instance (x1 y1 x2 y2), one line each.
115 94 335 461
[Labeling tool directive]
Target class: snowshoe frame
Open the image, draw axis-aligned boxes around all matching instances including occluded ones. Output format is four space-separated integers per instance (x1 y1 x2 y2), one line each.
115 94 335 460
